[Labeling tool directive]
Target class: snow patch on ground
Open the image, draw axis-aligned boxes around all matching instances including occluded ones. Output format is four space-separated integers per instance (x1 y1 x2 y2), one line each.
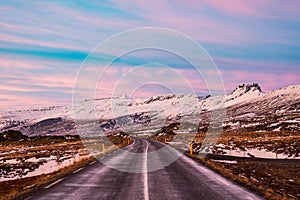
223 148 298 159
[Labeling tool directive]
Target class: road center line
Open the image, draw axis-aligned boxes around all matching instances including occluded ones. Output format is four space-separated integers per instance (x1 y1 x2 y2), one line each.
143 140 149 200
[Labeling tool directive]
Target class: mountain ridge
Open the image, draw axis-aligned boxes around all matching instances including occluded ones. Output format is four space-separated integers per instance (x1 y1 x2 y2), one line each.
0 83 299 136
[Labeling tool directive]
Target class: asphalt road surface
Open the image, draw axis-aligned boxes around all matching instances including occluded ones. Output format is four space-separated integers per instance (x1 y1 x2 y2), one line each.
27 138 263 200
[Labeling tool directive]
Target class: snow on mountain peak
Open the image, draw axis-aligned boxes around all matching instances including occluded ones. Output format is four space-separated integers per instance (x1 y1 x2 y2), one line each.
119 94 132 100
271 84 300 95
225 83 264 107
1 83 299 136
230 83 262 97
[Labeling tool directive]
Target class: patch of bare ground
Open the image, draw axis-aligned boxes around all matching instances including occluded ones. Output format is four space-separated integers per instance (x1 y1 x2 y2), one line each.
0 134 133 200
0 156 95 200
192 131 300 158
158 128 300 200
186 131 300 199
195 156 300 200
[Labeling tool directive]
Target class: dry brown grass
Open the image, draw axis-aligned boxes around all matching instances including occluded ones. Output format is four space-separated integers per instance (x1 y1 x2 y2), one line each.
161 130 300 200
0 156 95 200
0 135 133 200
188 154 300 200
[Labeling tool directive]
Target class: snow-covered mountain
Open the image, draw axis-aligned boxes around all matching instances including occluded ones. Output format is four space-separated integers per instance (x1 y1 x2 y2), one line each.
221 84 300 132
0 83 299 136
225 83 263 107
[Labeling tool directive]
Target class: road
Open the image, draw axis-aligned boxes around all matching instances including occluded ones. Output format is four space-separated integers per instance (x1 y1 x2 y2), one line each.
28 138 263 200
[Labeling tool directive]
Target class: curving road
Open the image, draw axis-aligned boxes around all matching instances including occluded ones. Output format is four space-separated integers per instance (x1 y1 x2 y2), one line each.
27 138 263 200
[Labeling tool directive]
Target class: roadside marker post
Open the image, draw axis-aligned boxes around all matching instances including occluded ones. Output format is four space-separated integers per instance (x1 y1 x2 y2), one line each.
190 144 193 155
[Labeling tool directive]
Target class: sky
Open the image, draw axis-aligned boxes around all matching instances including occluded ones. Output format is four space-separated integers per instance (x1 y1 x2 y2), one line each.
1 0 300 110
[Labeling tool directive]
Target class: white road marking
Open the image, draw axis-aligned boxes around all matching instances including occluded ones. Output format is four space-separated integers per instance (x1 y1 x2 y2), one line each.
73 167 84 173
45 178 64 189
64 183 102 188
217 177 229 186
100 155 107 160
247 197 254 200
178 153 263 199
89 161 96 165
143 140 149 200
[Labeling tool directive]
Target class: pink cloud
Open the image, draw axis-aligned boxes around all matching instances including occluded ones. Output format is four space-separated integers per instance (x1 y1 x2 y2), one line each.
13 74 75 89
0 33 81 51
94 66 224 98
0 22 58 36
110 0 300 46
124 0 248 44
185 0 300 20
46 2 140 31
0 70 76 107
0 58 49 70
203 0 265 18
0 93 71 111
0 85 41 93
